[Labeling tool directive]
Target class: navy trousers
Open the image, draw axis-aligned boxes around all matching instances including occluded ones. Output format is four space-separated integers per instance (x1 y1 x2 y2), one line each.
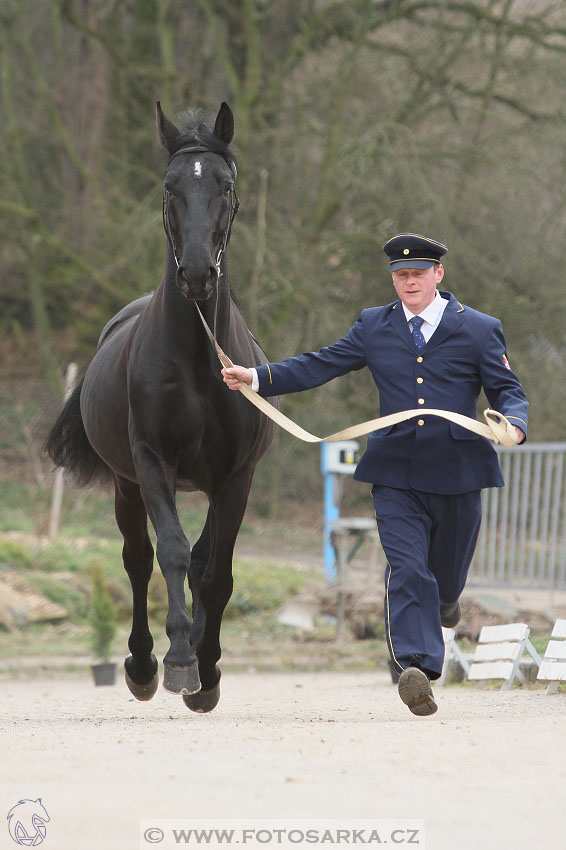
372 484 482 679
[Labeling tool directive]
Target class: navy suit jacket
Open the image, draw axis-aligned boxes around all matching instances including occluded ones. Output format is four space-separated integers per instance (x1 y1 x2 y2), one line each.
256 291 528 494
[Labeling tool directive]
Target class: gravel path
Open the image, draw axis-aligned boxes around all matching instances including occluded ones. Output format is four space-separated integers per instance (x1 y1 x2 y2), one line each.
0 671 564 850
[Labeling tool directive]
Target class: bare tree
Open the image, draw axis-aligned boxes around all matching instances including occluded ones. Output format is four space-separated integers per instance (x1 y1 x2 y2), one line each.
0 0 564 508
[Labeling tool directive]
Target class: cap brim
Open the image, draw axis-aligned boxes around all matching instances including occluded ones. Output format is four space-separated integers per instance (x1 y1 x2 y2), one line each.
390 259 436 271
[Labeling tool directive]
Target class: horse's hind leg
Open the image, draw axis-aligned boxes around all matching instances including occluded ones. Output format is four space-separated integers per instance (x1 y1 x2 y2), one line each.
183 472 252 714
187 509 212 647
114 475 159 701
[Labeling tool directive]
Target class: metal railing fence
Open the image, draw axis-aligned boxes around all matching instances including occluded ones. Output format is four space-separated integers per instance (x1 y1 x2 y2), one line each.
468 443 566 589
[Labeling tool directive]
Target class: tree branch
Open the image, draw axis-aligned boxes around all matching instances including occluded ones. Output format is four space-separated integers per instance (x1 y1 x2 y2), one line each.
0 199 125 298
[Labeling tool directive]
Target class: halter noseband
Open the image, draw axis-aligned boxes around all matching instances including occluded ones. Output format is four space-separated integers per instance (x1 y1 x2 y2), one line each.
162 145 240 278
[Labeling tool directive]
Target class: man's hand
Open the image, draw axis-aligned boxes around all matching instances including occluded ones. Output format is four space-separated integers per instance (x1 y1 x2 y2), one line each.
222 366 253 390
513 425 526 444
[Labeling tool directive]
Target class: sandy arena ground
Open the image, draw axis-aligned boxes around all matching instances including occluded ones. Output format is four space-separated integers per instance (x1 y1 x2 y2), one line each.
0 671 564 850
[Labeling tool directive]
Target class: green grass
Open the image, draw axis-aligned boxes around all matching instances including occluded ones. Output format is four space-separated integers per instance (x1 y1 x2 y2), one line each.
33 573 90 622
0 540 35 570
0 480 46 535
0 474 322 557
225 558 307 618
0 474 323 662
0 535 308 620
0 621 91 659
0 476 389 672
0 519 386 672
0 536 124 576
529 635 550 656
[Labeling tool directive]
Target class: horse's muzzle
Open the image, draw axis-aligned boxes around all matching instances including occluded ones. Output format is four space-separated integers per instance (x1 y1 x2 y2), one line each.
177 266 216 301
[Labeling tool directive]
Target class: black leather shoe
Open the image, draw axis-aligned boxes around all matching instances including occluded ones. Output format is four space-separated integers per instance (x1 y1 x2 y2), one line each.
440 600 461 628
398 666 438 716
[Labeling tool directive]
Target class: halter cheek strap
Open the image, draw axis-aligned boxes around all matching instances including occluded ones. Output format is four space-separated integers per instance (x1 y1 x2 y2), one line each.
162 147 240 276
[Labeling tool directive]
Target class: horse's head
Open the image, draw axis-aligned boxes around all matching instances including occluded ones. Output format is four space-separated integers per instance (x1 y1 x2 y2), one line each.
158 101 238 301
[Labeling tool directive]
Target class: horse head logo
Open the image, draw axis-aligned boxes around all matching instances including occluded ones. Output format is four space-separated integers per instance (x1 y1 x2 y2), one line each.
7 799 50 846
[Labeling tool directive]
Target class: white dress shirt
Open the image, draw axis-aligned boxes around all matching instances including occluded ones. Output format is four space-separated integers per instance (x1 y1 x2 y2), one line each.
401 289 448 343
249 290 448 391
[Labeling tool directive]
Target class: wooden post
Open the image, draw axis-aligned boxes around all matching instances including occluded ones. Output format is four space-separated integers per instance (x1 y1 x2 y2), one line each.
331 528 347 641
48 362 79 539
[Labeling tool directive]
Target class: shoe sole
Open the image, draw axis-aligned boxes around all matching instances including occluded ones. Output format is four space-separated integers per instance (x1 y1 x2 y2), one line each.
398 667 438 716
440 602 461 628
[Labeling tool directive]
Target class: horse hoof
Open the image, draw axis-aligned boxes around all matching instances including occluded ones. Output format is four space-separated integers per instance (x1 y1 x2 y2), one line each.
125 668 159 701
163 661 201 695
124 654 159 701
182 682 220 713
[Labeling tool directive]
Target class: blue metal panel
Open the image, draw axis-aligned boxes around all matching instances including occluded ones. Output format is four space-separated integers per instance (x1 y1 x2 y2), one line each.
321 441 359 580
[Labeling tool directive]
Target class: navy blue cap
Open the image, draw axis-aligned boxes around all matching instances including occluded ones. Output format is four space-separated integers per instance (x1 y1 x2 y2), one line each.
383 233 447 271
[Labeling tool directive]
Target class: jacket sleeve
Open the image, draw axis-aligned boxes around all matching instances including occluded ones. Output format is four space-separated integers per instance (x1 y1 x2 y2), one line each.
479 320 528 436
256 313 367 397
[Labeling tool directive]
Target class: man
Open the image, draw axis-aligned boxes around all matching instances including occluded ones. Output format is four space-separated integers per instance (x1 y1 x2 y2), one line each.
222 233 528 717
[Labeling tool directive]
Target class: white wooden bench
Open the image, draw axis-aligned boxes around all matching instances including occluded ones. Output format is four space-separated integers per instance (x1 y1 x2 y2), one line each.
467 623 542 690
536 619 566 694
437 627 472 686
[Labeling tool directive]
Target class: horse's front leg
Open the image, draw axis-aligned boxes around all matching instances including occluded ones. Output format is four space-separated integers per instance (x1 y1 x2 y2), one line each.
183 471 252 713
114 475 159 701
133 441 200 696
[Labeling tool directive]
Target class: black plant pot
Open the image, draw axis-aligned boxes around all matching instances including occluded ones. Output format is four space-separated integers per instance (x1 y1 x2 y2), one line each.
91 662 117 686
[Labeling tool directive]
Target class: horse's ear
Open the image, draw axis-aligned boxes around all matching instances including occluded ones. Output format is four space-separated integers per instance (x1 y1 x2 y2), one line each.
214 102 234 145
156 101 180 152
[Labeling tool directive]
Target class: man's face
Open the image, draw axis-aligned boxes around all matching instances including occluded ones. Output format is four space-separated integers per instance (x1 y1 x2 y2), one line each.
391 264 444 314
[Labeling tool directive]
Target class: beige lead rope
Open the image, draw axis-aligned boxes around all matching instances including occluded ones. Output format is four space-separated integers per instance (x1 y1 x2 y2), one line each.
196 305 520 448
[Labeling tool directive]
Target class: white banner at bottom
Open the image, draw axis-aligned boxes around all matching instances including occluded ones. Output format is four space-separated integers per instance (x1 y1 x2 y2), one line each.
140 819 426 850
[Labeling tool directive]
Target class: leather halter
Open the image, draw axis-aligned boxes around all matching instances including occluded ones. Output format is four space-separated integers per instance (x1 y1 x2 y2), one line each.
162 145 240 277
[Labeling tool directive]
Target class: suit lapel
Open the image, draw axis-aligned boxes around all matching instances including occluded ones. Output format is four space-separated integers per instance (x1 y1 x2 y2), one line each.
388 301 419 354
388 291 465 354
424 292 465 351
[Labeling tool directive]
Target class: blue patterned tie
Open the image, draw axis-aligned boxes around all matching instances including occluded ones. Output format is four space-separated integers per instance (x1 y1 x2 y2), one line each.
411 316 426 352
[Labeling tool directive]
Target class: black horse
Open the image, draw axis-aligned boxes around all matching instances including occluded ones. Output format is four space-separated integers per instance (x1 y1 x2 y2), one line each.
46 102 277 712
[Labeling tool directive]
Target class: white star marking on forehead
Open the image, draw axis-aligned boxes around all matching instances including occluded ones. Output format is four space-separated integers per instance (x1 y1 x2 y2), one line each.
194 161 202 178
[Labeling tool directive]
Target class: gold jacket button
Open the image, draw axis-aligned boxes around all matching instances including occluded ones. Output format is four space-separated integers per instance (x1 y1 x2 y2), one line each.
418 419 424 426
418 398 425 405
416 377 424 384
416 356 423 363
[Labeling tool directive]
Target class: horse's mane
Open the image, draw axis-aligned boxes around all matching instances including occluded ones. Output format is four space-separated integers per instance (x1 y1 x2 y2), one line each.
171 109 237 167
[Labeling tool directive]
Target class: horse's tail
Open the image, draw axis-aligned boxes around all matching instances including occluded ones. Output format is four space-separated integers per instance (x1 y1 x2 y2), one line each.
44 378 112 486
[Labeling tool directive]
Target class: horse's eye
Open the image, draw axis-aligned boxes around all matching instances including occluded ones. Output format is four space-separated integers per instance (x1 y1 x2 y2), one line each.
223 185 233 195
